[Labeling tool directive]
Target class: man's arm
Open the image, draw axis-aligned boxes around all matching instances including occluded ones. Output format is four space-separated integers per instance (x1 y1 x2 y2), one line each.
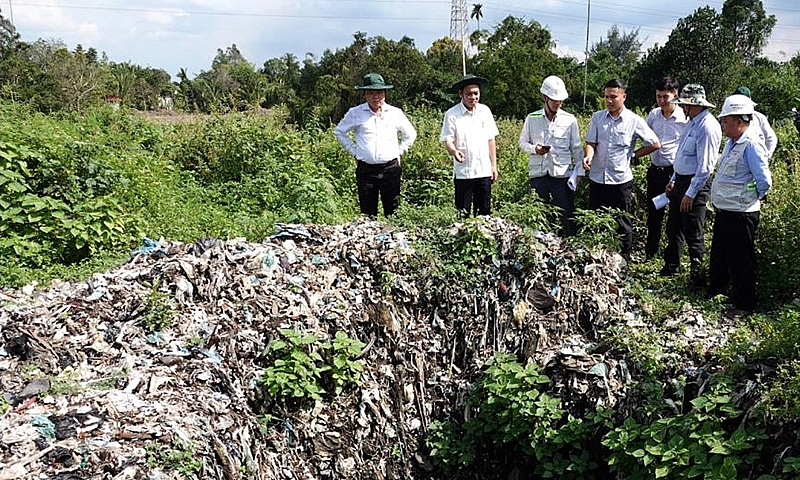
518 116 537 154
489 138 498 181
760 114 778 158
397 112 417 156
582 142 596 172
334 111 358 157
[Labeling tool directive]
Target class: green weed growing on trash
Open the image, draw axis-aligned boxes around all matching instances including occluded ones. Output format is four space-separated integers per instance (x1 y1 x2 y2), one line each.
569 207 623 251
412 217 500 295
426 353 606 478
141 279 175 333
259 329 365 406
323 330 365 395
602 378 766 479
145 440 203 476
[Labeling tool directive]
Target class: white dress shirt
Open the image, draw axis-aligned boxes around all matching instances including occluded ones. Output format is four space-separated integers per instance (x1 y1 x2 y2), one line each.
440 102 499 179
585 108 660 185
646 106 688 167
334 102 416 164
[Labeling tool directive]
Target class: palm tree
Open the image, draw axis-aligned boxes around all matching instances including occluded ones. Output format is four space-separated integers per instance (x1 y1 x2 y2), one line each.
471 3 483 32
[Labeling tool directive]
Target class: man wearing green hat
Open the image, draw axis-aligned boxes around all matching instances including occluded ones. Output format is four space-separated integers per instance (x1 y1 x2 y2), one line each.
335 73 417 217
662 83 722 291
440 74 499 216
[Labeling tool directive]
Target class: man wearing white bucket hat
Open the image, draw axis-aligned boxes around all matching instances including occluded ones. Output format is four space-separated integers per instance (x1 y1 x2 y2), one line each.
518 75 584 236
661 83 721 291
708 94 772 314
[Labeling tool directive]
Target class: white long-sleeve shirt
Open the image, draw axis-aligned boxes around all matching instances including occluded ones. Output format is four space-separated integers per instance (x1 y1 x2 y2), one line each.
751 110 777 158
518 108 584 178
334 103 416 164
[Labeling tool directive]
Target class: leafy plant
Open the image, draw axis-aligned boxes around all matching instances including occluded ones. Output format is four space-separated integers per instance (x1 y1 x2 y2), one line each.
603 379 765 479
323 330 365 395
142 280 175 332
258 329 366 405
259 329 329 403
570 206 624 252
427 353 604 478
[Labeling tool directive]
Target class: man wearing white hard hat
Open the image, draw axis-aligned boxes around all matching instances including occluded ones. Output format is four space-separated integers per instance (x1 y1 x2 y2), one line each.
518 75 584 236
708 94 772 314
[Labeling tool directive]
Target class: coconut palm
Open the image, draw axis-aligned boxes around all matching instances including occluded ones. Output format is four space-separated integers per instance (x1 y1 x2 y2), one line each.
471 3 483 31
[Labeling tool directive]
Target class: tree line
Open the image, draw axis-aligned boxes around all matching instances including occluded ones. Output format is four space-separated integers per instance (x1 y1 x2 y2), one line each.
2 0 798 124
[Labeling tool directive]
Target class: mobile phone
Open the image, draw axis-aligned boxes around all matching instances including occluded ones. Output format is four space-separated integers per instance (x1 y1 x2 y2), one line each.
541 145 552 152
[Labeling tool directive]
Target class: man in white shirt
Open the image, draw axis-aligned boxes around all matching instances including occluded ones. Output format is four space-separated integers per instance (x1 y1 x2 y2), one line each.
582 78 660 259
519 75 584 236
732 86 777 158
335 73 417 217
644 76 688 261
440 74 499 217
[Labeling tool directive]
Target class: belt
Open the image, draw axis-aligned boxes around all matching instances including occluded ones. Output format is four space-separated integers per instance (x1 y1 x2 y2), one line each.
357 158 398 166
675 173 695 179
649 164 673 171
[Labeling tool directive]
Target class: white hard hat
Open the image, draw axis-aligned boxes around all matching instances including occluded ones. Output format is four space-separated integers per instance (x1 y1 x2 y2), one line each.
718 94 755 118
540 75 568 101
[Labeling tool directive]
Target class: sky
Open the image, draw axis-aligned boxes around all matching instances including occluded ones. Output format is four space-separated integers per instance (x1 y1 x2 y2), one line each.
5 0 800 79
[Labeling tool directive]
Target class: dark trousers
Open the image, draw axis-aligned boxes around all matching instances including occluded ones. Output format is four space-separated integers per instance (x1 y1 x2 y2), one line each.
589 180 633 255
356 159 401 217
645 165 674 258
530 175 576 236
709 210 760 311
455 177 492 216
664 174 710 274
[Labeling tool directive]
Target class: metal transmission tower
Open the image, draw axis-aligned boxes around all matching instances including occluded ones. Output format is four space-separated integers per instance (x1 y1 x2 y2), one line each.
449 0 467 75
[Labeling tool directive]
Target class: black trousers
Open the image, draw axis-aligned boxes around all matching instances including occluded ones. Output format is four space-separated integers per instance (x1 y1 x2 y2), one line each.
454 177 492 216
709 210 760 311
645 165 674 258
356 159 401 217
530 175 576 236
588 180 633 255
664 174 710 272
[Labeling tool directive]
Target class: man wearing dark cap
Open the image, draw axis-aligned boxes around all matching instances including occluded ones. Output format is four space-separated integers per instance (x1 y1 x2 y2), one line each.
440 74 499 216
662 84 722 291
335 73 417 217
732 86 777 159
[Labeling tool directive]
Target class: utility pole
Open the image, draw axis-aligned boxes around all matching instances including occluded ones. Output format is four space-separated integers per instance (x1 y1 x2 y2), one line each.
8 0 14 24
449 0 467 75
583 0 590 110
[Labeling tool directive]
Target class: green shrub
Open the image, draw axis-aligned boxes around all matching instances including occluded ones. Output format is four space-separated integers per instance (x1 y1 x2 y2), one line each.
426 353 605 478
258 329 365 407
603 379 766 479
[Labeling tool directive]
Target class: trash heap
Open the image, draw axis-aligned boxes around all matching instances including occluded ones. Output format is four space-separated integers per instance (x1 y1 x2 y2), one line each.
0 218 735 479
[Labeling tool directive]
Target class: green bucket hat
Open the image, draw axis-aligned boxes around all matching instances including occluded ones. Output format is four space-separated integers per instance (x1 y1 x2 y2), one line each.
670 83 715 108
452 74 488 92
355 73 393 90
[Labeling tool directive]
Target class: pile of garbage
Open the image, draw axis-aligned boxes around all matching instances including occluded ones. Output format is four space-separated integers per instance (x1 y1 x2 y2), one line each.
0 218 737 479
